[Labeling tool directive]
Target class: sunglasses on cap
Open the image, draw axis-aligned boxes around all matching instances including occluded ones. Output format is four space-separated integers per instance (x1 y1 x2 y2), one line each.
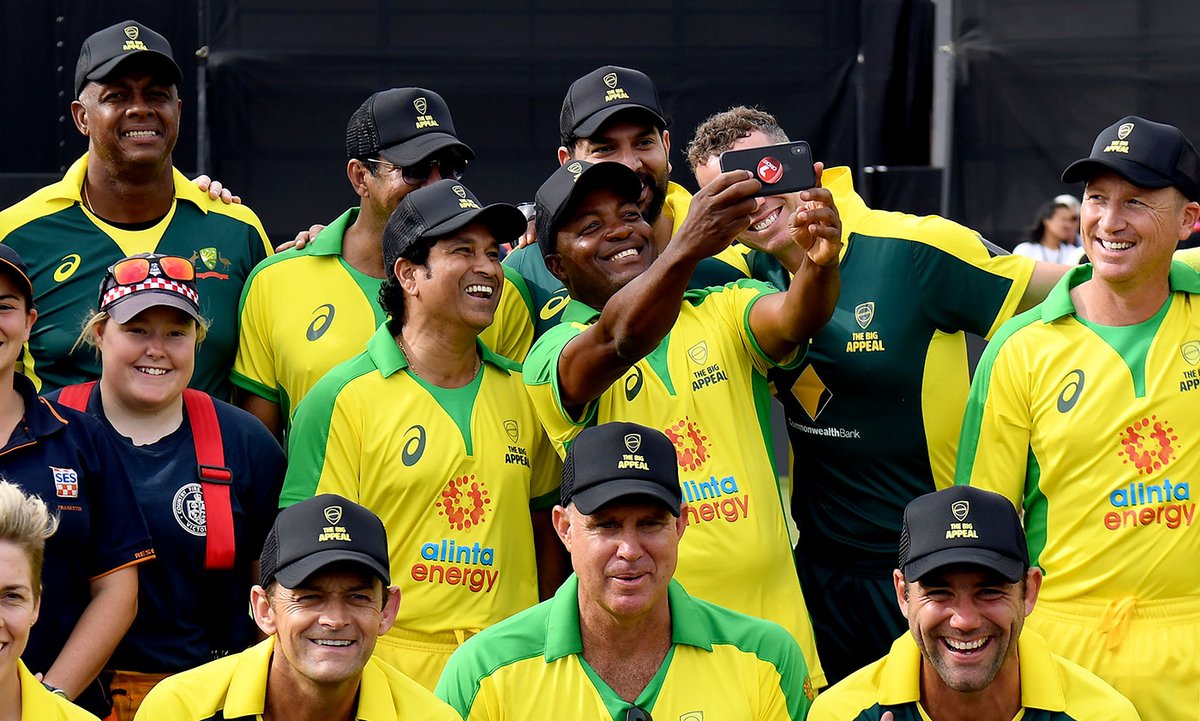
107 256 195 286
367 155 468 185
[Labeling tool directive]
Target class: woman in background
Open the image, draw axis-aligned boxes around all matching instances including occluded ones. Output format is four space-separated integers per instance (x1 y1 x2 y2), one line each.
1014 199 1084 263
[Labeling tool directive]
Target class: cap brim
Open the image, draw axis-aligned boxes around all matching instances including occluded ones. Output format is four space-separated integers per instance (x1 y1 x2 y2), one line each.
573 104 666 139
378 133 476 166
86 51 182 90
546 162 644 239
273 549 391 588
571 479 681 517
423 203 528 245
106 292 202 325
902 547 1025 584
1061 157 1173 190
0 259 33 301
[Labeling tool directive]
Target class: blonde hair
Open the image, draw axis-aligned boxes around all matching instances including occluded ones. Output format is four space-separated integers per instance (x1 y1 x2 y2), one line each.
72 309 209 356
0 481 59 601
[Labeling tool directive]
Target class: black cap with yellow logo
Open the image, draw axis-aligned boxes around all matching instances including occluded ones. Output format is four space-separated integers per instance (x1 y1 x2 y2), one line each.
533 160 643 254
346 87 474 166
560 65 667 144
260 494 390 588
1062 115 1200 201
898 486 1028 584
75 20 182 97
561 421 682 516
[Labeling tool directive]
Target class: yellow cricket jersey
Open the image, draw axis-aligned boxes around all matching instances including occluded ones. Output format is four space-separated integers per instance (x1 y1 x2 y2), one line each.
435 575 814 720
808 630 1139 721
232 208 385 420
281 325 560 637
1174 246 1200 272
956 263 1200 602
523 281 826 687
133 636 459 721
14 661 95 720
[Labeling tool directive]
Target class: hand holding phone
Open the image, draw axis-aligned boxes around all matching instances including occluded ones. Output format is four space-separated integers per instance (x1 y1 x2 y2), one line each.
719 141 817 197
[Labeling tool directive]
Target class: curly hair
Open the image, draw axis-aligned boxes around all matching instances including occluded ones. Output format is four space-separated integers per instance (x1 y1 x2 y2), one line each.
378 239 433 334
685 106 790 173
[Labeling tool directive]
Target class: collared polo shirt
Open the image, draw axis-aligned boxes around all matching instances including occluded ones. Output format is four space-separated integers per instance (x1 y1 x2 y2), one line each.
17 661 96 720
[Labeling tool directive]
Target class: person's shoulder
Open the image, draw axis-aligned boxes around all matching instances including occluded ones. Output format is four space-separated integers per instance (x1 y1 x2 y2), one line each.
0 178 75 239
177 177 266 229
136 650 244 719
806 653 892 720
210 395 285 444
1045 648 1142 720
366 657 459 720
443 597 554 680
684 591 802 663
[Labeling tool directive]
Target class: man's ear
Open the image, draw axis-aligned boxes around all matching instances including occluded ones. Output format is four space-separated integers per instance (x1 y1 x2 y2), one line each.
557 146 572 166
377 585 402 635
662 129 672 173
71 100 89 136
893 569 910 617
544 253 568 284
1179 201 1200 240
347 159 371 199
396 257 420 294
1023 567 1043 616
552 505 572 551
250 585 277 636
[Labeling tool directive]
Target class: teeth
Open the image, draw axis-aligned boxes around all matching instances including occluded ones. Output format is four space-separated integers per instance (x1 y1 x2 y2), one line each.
945 637 987 651
753 208 782 231
611 248 638 261
465 284 493 296
314 639 352 647
1099 239 1133 251
125 130 157 138
137 368 167 376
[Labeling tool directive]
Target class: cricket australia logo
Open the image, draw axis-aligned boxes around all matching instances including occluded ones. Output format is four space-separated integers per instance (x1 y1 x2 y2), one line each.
172 483 207 537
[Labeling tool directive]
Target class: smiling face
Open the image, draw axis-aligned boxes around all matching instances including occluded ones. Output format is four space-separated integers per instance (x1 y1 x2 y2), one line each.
896 565 1039 694
0 276 35 379
0 540 39 682
695 129 799 250
72 62 181 173
564 113 671 226
395 222 503 333
1081 173 1199 291
95 306 196 413
554 501 685 624
544 187 654 309
254 564 400 690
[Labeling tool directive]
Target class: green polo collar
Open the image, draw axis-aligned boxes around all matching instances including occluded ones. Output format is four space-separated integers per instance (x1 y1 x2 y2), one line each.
365 324 511 379
305 207 359 257
1040 260 1200 322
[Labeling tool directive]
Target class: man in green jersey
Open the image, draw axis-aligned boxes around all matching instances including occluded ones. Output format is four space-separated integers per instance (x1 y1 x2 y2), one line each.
0 20 271 397
687 106 1063 683
436 421 813 720
232 87 475 437
522 158 839 688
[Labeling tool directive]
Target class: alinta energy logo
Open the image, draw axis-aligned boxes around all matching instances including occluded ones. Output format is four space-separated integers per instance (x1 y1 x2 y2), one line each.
1117 415 1177 476
665 418 751 525
437 474 491 530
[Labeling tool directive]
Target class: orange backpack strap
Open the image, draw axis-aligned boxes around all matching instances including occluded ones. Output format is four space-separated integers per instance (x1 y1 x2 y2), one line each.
57 382 97 411
183 389 235 570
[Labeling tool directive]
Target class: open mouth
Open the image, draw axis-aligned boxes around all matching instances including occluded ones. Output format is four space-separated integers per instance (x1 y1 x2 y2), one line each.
941 636 990 654
311 639 354 648
123 129 160 138
465 284 494 299
1097 239 1133 252
752 207 783 232
135 367 168 376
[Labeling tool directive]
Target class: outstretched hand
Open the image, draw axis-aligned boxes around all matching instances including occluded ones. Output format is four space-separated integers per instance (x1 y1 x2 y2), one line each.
787 162 842 266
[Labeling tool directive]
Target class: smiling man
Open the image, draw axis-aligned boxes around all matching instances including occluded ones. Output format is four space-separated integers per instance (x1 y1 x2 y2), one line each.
436 422 813 720
281 180 564 689
135 494 458 721
0 20 271 397
956 116 1200 721
809 486 1139 721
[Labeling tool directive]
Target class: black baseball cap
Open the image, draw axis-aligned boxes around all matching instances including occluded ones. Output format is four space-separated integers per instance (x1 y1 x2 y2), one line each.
75 20 182 97
561 422 682 516
560 66 667 143
534 161 644 254
382 180 526 279
346 88 474 166
0 246 34 308
99 253 202 325
898 486 1028 583
260 494 390 588
1062 115 1200 201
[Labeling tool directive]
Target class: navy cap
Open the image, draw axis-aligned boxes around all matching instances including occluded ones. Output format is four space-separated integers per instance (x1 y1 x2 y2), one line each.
1062 115 1200 201
561 422 682 516
898 486 1029 584
346 88 474 166
382 180 526 279
260 494 390 588
559 66 667 143
75 20 182 97
533 161 643 254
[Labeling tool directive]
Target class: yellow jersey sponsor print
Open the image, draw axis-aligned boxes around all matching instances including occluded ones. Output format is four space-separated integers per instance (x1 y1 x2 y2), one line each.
957 263 1200 602
435 576 813 721
282 325 559 636
523 281 826 685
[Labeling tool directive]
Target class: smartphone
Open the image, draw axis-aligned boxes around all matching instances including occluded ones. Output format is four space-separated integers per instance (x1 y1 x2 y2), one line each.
719 141 816 197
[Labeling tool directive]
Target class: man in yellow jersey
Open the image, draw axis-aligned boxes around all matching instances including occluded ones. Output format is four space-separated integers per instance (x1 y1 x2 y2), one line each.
436 421 813 719
686 106 1055 684
135 494 458 721
522 158 839 689
956 115 1200 721
810 486 1140 721
281 180 565 690
0 20 271 398
232 87 477 438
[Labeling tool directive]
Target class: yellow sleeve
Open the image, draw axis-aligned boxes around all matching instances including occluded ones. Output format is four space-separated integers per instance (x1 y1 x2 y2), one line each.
479 266 534 363
231 262 279 400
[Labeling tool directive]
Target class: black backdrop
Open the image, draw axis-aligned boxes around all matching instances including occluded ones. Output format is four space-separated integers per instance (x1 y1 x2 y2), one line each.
3 1 1198 248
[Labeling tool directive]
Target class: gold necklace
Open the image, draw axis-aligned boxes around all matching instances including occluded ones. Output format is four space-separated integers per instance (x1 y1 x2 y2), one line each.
397 333 481 383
